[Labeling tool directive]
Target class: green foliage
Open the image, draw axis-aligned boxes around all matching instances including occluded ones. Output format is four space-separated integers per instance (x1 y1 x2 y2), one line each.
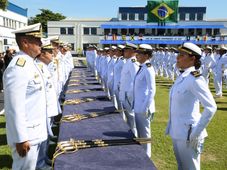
0 0 8 10
28 9 66 35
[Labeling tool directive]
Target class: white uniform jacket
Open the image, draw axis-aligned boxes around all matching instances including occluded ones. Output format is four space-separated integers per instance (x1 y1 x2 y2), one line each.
119 56 139 102
3 52 48 146
36 60 58 118
134 61 156 114
166 66 217 140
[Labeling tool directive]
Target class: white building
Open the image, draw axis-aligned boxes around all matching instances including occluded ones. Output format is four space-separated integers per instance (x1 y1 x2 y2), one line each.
47 18 110 55
0 2 28 52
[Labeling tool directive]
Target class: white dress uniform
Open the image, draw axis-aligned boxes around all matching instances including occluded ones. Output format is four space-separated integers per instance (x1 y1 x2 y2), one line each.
134 61 156 158
4 52 48 170
107 56 117 98
36 60 59 169
119 56 139 136
166 66 217 170
113 57 126 110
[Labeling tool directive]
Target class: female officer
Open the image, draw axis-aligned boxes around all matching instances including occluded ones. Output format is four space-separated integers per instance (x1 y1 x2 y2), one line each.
133 44 156 158
166 42 217 170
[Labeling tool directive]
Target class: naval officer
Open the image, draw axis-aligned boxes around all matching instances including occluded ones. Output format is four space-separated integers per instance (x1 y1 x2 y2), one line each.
3 23 48 170
166 42 217 170
133 44 156 158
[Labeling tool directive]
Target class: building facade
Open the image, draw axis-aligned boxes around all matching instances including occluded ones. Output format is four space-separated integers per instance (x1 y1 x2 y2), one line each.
47 18 110 54
0 2 28 52
47 6 227 52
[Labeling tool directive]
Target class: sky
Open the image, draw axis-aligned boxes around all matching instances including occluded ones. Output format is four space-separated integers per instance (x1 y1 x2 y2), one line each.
9 0 227 19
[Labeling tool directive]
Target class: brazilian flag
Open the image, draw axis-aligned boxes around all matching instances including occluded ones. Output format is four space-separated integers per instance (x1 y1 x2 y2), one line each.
147 0 179 23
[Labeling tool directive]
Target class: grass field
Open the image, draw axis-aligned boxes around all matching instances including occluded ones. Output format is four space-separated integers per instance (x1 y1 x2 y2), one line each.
0 76 227 170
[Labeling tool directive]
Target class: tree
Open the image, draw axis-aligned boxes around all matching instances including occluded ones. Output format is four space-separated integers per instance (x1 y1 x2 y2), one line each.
29 9 66 35
0 0 8 10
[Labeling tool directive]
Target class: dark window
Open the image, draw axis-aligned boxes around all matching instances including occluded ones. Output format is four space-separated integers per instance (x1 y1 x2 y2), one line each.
112 29 118 35
178 29 184 36
129 13 135 20
121 29 127 35
68 27 74 35
84 27 89 35
139 29 145 35
188 29 195 36
179 13 185 21
167 29 172 36
60 28 66 34
196 29 202 36
91 28 97 35
138 13 144 20
197 13 203 20
157 29 165 36
129 29 135 35
206 29 212 36
189 13 195 21
104 29 110 35
70 43 74 50
121 13 127 20
213 29 220 35
4 39 7 45
152 29 156 35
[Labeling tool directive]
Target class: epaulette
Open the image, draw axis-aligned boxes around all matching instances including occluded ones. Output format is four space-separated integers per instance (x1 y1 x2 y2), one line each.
131 59 136 63
146 63 151 67
16 58 26 67
121 57 124 60
190 71 201 77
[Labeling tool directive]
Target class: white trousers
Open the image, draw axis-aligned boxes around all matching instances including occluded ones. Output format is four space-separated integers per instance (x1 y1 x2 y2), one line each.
12 143 41 170
135 112 153 158
172 139 204 170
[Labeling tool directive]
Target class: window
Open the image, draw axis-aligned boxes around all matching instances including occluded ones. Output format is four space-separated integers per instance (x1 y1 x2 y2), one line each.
139 13 144 20
206 29 212 36
91 28 97 35
104 29 110 35
4 39 7 45
121 13 127 20
3 18 6 26
60 28 66 34
112 29 118 35
68 27 74 35
129 13 135 20
196 29 202 36
129 29 135 35
139 29 145 35
188 29 195 36
121 29 127 35
197 13 203 20
70 43 74 50
213 29 220 35
189 13 195 21
84 27 89 35
179 13 185 20
178 29 184 36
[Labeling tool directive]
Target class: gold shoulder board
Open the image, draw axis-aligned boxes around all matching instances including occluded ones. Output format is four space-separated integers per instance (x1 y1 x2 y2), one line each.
16 58 26 67
146 63 151 67
190 71 201 77
131 59 136 63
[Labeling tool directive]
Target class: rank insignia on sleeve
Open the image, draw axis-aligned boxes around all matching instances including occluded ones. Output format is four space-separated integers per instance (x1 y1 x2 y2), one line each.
190 71 201 77
146 63 151 67
131 59 136 63
16 58 26 67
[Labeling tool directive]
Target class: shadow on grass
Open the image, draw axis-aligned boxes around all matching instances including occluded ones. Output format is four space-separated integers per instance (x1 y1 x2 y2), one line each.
0 122 6 129
0 154 12 169
217 107 227 111
0 134 7 145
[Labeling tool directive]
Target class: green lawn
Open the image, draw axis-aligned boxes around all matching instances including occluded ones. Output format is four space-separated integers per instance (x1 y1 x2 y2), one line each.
0 76 227 170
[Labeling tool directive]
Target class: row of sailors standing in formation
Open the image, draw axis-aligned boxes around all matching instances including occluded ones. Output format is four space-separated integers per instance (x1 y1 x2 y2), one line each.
29 37 74 169
85 42 217 170
87 44 227 99
151 46 227 98
4 23 74 170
